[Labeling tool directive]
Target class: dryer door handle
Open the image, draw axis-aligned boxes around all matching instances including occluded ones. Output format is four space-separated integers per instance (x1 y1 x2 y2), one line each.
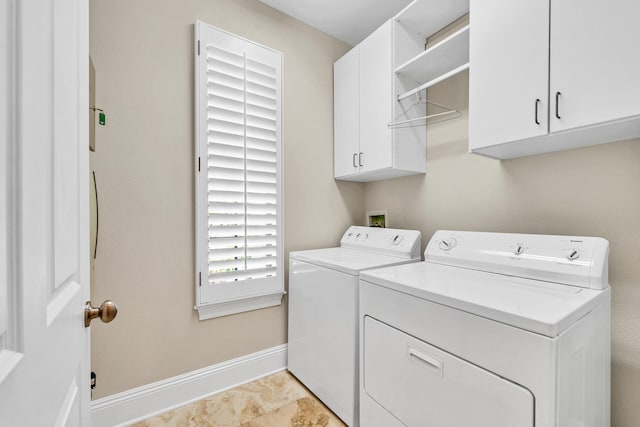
408 346 443 377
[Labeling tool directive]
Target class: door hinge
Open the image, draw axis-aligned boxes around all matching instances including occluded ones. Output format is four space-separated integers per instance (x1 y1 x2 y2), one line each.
199 272 202 287
197 40 200 56
198 156 201 172
91 371 97 390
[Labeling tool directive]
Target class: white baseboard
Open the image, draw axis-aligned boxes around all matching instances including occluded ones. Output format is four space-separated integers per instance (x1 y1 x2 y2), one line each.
90 344 288 427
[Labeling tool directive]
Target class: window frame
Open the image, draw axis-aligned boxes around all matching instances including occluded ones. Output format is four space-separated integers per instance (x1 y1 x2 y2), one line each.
194 21 285 320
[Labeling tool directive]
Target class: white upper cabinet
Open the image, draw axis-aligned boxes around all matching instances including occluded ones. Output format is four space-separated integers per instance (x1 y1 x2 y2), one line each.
359 21 393 174
334 20 427 182
469 0 640 159
549 0 640 133
334 48 360 178
468 0 550 150
334 0 470 182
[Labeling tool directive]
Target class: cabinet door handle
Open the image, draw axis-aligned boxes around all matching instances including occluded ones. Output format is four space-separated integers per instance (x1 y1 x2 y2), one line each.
555 91 562 119
359 152 363 167
352 153 357 168
535 98 541 125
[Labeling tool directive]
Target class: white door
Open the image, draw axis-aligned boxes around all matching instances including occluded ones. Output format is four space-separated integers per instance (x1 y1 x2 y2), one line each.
0 0 92 425
359 20 393 173
549 0 640 132
333 47 360 178
468 0 550 150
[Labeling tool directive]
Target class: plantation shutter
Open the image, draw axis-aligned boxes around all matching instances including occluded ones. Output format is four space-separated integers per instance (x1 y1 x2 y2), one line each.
195 22 284 319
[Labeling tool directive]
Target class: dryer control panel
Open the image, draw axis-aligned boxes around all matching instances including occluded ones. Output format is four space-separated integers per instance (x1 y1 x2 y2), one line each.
340 226 422 260
425 230 609 289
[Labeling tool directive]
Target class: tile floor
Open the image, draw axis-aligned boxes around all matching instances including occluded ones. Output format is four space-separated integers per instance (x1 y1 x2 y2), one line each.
131 370 346 427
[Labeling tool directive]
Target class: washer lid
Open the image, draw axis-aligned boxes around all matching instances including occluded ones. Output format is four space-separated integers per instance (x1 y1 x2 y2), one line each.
290 247 419 276
360 262 610 337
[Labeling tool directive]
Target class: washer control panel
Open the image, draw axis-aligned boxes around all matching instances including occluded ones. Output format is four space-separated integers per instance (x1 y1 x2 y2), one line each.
425 230 610 289
341 226 421 260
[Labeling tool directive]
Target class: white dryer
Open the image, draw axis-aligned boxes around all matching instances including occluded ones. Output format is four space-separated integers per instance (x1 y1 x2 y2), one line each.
288 226 421 426
359 230 611 427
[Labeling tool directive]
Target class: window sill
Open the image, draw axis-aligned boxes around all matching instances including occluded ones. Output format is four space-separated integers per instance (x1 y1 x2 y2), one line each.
195 291 285 320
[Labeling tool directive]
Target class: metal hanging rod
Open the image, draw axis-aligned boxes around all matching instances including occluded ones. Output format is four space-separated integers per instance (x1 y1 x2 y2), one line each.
387 110 461 128
388 96 461 128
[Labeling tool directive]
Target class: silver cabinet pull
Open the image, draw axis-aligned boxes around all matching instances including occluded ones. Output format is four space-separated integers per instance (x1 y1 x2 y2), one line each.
555 91 562 119
535 98 541 125
352 153 357 168
359 152 363 167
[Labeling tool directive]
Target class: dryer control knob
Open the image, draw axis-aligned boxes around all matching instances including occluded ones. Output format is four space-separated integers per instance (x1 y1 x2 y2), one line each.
439 238 457 251
566 249 580 261
514 244 525 255
391 234 404 245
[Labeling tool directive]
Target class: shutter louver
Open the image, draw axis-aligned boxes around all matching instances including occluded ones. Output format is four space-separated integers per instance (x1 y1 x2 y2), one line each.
205 43 279 285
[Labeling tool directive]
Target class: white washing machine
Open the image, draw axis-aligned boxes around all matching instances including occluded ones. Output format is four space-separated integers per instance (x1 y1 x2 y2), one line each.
288 226 422 426
359 230 611 427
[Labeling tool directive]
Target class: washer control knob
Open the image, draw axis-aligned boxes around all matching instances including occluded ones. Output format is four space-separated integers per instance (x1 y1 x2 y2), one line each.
439 238 457 251
391 234 403 245
514 244 525 256
356 233 361 238
566 249 580 261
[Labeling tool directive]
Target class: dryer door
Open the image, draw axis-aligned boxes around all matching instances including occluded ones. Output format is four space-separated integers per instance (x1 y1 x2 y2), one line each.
363 317 535 427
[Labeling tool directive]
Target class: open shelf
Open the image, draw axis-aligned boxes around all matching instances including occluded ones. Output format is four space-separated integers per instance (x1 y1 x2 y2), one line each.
397 63 469 101
395 0 469 37
395 25 469 84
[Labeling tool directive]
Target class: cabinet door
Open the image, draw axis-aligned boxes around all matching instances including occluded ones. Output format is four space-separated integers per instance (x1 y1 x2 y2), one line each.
550 0 640 132
334 47 360 178
359 20 393 172
469 0 550 150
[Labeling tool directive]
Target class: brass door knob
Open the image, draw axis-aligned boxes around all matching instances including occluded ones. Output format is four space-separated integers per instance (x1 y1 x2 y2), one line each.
84 300 118 327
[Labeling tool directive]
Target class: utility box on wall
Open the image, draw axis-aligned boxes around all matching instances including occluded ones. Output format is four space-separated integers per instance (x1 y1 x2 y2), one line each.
367 210 388 228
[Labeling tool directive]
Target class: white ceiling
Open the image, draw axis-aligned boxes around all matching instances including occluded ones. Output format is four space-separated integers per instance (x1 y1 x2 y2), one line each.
258 0 413 46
